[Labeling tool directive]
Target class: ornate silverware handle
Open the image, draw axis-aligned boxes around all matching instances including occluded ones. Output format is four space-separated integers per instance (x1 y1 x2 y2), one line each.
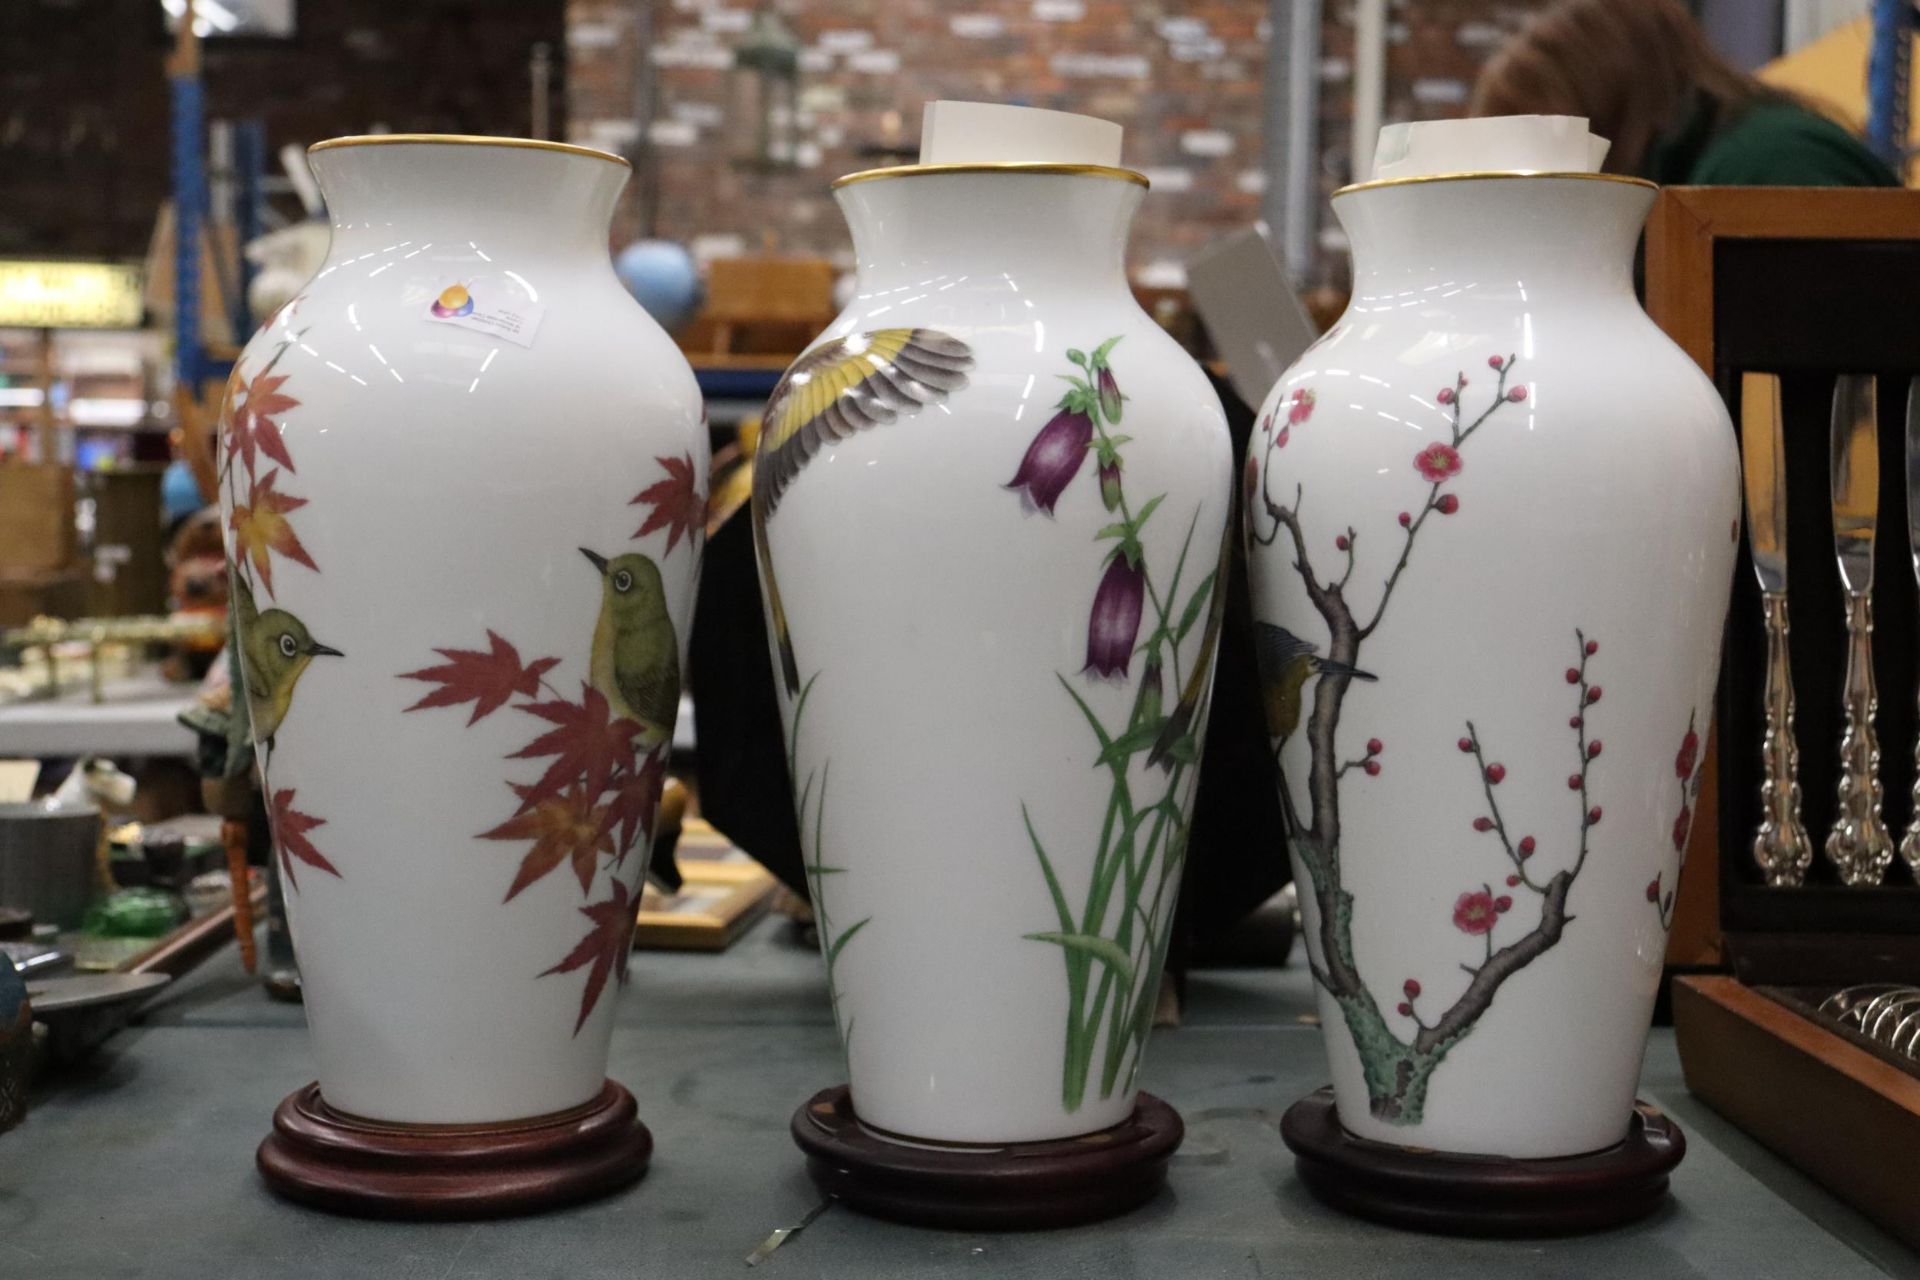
1902 684 1920 875
1825 591 1894 886
1755 593 1813 886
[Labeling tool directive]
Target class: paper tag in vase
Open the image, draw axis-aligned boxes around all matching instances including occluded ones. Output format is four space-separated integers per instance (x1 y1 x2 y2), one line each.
423 281 546 348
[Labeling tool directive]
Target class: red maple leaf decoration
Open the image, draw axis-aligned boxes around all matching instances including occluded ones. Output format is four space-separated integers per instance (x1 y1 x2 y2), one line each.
223 362 301 480
269 787 340 891
630 453 707 555
509 685 641 809
601 747 666 866
541 877 634 1034
483 783 613 900
400 631 560 725
229 468 319 598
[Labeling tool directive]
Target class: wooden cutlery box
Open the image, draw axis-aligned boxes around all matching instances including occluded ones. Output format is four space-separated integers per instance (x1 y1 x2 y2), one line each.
1647 187 1920 1248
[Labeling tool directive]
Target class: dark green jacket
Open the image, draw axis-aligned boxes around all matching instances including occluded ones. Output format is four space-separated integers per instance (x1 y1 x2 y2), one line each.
1647 97 1900 187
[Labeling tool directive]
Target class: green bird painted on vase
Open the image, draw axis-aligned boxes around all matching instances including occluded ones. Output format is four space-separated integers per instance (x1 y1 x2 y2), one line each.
1255 622 1375 744
233 573 342 750
580 548 680 747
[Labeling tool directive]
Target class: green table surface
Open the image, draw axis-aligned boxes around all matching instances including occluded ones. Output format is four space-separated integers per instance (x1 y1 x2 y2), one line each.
5 917 1917 1280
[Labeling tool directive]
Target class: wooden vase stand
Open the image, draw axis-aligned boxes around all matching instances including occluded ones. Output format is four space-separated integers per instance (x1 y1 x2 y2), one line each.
1280 1087 1684 1236
789 1083 1182 1230
257 1079 651 1219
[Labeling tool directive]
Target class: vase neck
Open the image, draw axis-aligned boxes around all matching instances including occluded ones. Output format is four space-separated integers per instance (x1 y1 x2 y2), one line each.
306 141 628 264
1334 176 1655 306
834 171 1140 303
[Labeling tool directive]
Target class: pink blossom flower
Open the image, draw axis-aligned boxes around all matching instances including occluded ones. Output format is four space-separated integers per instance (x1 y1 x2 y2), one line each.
1436 386 1456 406
1403 978 1421 998
1488 354 1505 370
1646 876 1662 903
1435 494 1460 515
1414 443 1463 483
1508 386 1528 402
1673 805 1692 851
1676 730 1700 780
1287 387 1316 425
1453 890 1498 935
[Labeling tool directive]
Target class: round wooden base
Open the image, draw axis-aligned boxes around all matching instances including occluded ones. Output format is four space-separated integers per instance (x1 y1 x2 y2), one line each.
1281 1088 1684 1236
257 1080 652 1219
790 1084 1183 1230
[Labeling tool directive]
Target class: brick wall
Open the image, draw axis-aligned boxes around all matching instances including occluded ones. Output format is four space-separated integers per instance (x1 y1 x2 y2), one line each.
567 0 1548 286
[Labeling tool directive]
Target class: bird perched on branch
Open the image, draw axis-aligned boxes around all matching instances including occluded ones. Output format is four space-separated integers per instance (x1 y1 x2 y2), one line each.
750 327 974 693
1255 623 1375 743
581 548 680 748
234 574 341 751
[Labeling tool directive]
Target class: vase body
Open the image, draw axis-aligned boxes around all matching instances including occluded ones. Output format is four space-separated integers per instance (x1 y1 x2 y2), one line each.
753 167 1232 1143
218 138 705 1124
1246 174 1738 1158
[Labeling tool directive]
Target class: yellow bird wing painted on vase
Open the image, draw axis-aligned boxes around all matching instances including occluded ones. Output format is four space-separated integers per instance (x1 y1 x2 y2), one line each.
749 328 974 693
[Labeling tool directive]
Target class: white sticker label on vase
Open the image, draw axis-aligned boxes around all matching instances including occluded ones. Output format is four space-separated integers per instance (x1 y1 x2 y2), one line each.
424 283 546 348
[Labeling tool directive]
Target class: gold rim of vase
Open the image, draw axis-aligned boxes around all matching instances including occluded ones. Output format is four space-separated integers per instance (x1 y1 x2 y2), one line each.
831 162 1151 191
1334 170 1658 197
307 134 630 168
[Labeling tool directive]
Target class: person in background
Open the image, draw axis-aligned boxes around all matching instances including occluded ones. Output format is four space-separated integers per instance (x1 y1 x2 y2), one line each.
1471 0 1899 187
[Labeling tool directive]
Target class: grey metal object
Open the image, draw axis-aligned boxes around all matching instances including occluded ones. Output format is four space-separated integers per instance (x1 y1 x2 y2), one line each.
1898 378 1920 876
0 803 101 930
1740 374 1813 886
25 970 170 1065
1262 0 1322 283
1825 374 1895 885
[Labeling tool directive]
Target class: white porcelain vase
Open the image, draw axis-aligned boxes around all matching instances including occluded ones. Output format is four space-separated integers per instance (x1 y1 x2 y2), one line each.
1247 171 1738 1157
219 136 705 1124
752 162 1233 1143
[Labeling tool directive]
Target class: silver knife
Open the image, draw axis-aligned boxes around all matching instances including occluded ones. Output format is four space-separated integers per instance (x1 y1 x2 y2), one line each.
1742 373 1812 886
1899 376 1920 878
1826 373 1893 886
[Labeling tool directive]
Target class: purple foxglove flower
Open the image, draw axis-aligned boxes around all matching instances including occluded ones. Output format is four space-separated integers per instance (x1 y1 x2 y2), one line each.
1097 366 1124 423
1084 554 1145 680
1006 408 1094 514
1098 456 1123 512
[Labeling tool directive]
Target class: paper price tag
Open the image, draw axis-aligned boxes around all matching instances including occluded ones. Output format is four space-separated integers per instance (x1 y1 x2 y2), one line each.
423 282 546 348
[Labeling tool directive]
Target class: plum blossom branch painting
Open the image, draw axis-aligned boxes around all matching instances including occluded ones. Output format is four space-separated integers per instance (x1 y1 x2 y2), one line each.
1009 336 1230 1112
1651 714 1702 931
1249 354 1642 1125
397 454 701 1034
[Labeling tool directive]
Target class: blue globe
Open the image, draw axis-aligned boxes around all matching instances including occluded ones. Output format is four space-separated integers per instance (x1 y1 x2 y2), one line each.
161 458 204 523
614 240 703 334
